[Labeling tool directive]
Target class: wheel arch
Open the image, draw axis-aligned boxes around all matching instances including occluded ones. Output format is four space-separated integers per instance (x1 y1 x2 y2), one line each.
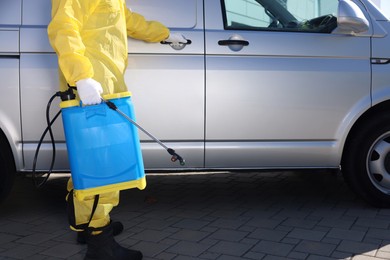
0 128 17 173
341 100 390 166
0 127 17 202
0 122 23 172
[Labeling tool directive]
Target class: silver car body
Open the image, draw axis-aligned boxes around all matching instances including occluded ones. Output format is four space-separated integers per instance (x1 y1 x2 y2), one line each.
0 1 390 179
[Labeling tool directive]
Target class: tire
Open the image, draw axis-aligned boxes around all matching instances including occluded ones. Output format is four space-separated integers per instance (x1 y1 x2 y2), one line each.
0 131 16 203
342 113 390 207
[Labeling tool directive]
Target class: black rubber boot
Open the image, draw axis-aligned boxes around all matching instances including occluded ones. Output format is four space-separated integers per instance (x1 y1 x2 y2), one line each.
84 223 142 260
77 221 124 244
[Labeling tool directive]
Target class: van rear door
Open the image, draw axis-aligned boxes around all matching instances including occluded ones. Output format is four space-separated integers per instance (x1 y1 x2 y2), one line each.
124 0 205 169
0 0 22 170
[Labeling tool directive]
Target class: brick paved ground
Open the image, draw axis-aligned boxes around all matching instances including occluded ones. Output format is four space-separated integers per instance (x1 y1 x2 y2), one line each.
1 170 390 259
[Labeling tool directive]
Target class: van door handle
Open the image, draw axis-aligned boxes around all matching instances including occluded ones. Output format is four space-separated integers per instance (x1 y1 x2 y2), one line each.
218 39 249 46
161 39 192 50
161 39 192 45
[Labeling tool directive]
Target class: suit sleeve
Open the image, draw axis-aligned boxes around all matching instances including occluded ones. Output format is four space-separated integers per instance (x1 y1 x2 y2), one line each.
125 7 170 43
47 0 95 86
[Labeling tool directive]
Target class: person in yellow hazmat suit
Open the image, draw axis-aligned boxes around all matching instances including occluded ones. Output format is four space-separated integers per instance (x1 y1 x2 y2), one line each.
47 1 187 259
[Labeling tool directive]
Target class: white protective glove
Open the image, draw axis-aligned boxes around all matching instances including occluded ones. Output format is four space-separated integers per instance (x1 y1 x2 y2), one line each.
165 33 187 44
76 78 103 105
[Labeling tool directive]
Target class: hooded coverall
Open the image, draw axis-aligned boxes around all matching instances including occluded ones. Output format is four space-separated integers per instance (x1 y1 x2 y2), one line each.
47 0 170 230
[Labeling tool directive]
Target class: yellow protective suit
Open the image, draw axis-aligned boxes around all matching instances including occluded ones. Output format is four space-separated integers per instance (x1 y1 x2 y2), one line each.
47 0 170 230
48 0 169 94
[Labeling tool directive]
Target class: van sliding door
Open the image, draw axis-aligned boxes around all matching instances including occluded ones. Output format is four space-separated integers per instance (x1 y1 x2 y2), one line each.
125 0 205 169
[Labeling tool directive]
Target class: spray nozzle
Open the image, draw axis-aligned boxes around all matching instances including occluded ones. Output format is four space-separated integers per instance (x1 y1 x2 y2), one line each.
168 148 186 166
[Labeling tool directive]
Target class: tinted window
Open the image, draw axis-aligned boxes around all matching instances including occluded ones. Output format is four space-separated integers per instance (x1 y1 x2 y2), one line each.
222 0 338 33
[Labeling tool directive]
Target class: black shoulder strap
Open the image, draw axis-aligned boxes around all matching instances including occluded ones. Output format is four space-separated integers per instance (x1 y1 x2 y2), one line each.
67 189 100 231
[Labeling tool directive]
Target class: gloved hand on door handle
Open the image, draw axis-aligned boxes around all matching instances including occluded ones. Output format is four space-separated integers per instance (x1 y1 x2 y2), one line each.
165 33 188 44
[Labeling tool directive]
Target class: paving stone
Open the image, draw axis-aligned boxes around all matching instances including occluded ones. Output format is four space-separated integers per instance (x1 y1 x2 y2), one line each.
352 256 381 260
262 255 290 260
208 241 252 257
133 241 171 258
345 209 379 218
199 251 220 259
375 251 390 259
273 209 311 220
326 228 365 242
16 232 60 245
288 251 308 259
294 240 337 256
155 252 177 260
241 238 260 246
321 237 341 245
363 238 383 246
160 238 180 246
336 241 378 256
251 240 294 257
331 251 354 259
173 219 209 230
169 255 199 260
40 243 84 258
379 243 390 252
209 229 248 242
216 255 248 260
366 228 390 240
138 219 176 231
287 228 326 241
238 225 257 233
0 244 47 259
0 222 36 237
318 218 354 229
248 227 287 242
378 209 390 217
131 229 171 243
246 217 283 229
166 241 210 257
0 234 20 245
282 218 318 229
355 218 390 229
306 256 335 260
170 229 209 242
281 237 301 245
243 251 266 260
209 218 247 230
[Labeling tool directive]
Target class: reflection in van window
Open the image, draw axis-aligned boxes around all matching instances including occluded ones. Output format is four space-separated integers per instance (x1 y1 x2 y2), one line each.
222 0 338 33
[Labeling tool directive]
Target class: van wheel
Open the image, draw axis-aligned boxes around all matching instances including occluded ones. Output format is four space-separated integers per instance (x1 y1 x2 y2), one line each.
0 132 16 202
342 114 390 207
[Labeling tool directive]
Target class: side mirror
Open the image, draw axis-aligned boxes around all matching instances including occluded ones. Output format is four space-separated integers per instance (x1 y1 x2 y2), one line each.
333 0 369 35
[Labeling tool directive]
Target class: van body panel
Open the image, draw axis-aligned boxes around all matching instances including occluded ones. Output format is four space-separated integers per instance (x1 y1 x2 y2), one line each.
0 1 21 26
0 0 389 172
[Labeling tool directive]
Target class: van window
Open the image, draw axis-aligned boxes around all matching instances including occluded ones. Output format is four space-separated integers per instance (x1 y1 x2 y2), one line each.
222 0 338 33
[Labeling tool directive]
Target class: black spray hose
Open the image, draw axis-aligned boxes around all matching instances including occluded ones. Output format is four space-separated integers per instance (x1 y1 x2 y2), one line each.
102 98 186 166
32 88 76 188
32 91 62 188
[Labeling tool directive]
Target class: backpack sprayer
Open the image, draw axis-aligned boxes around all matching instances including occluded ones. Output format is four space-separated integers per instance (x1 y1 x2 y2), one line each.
32 86 185 199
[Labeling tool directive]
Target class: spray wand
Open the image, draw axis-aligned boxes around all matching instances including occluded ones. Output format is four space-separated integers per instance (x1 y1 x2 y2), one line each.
102 98 185 166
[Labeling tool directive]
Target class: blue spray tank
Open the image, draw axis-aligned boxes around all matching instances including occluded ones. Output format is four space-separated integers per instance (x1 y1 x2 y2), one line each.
60 92 146 200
